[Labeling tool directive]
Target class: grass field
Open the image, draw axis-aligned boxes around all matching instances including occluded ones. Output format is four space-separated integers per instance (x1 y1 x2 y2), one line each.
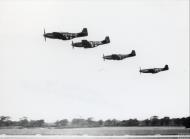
0 127 189 136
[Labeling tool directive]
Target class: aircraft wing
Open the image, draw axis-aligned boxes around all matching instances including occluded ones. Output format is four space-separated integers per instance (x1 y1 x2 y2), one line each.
82 40 91 46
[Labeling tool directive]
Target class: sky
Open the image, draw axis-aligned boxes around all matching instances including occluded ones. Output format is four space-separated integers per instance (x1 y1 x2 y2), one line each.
0 0 189 122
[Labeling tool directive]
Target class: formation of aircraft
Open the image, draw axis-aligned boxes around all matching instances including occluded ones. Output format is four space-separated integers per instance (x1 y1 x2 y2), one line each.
43 27 169 74
43 28 88 41
103 50 136 60
140 65 169 74
71 36 110 48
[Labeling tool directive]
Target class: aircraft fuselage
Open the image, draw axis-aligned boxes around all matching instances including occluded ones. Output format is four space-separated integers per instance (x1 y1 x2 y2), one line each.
44 32 83 40
43 28 88 41
72 36 110 49
103 50 136 60
140 65 169 74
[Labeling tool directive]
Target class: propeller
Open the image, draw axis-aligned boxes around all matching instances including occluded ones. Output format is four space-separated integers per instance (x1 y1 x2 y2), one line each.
43 28 46 42
103 54 105 61
72 41 74 49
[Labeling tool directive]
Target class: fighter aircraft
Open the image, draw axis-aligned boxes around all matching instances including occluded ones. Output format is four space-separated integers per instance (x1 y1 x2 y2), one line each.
71 36 110 48
43 28 88 41
140 65 169 74
103 50 136 60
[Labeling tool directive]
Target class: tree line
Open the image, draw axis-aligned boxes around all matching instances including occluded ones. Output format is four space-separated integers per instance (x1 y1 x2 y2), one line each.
0 116 189 128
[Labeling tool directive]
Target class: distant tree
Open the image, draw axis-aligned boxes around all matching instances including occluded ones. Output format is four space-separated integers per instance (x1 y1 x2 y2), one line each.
160 117 170 126
71 118 87 127
86 117 99 127
150 116 160 126
120 120 128 126
86 117 93 126
126 119 139 126
19 117 29 127
143 119 151 126
55 119 68 127
104 119 112 126
97 120 104 126
182 117 190 128
172 118 183 126
29 120 45 127
0 116 11 126
1 115 189 128
0 116 10 121
111 119 120 126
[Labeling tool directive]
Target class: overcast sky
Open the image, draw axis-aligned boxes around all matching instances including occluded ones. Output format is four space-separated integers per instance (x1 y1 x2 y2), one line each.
0 0 189 122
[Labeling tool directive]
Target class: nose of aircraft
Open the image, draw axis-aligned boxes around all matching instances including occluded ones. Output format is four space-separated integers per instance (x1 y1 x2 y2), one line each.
43 30 46 41
44 33 51 37
71 41 75 49
71 41 76 46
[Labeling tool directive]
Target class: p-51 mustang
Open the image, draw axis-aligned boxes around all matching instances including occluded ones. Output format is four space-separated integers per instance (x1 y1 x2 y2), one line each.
140 65 169 74
43 28 88 41
71 36 110 48
103 50 136 60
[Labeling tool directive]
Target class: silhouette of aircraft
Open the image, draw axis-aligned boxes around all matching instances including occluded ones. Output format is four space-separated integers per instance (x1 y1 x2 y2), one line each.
43 28 88 41
71 36 110 48
103 50 136 60
140 65 169 74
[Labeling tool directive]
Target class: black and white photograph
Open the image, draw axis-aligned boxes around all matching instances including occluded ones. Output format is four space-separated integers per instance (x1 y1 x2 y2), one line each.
0 0 189 138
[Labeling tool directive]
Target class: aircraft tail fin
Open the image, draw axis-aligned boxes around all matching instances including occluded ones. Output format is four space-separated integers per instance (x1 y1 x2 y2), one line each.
43 28 46 42
164 64 169 70
102 36 110 44
81 28 88 36
131 50 136 56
